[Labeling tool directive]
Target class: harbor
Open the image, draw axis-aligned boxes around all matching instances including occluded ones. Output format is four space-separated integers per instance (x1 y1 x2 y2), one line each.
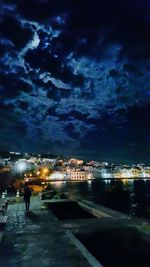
0 191 150 267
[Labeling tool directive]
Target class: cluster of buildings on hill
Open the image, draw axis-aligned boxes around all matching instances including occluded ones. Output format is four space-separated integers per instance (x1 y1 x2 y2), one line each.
0 151 150 182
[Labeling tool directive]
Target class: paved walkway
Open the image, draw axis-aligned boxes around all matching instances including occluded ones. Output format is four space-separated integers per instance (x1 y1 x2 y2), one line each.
0 197 92 267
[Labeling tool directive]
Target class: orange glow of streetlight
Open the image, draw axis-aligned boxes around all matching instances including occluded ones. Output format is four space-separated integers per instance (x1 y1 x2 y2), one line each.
36 171 40 176
43 168 49 174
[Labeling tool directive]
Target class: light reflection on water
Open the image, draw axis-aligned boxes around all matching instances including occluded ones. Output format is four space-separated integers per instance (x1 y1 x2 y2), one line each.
48 178 150 219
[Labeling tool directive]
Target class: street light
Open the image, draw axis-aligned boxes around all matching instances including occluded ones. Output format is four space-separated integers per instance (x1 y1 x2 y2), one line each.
15 161 27 178
43 168 49 174
42 168 49 180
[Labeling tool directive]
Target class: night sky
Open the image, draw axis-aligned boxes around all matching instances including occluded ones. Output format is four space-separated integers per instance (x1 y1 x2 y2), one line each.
0 0 150 163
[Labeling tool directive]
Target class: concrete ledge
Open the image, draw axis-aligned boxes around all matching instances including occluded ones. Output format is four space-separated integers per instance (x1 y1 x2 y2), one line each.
80 200 130 219
42 199 74 203
78 201 111 218
66 230 103 267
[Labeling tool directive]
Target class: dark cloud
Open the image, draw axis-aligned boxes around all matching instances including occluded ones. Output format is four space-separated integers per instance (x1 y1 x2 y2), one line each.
0 73 20 97
0 0 150 162
0 16 33 49
46 106 57 116
0 102 14 112
57 113 70 121
0 73 32 98
46 86 71 100
18 101 29 110
18 0 71 21
64 123 80 139
127 104 150 142
68 111 88 121
25 48 61 75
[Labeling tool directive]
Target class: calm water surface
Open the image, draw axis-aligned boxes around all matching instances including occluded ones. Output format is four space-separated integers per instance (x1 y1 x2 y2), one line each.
50 179 150 219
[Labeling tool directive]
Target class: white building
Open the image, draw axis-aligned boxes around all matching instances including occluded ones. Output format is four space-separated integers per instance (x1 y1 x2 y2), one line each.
68 171 87 180
86 167 102 179
47 171 64 180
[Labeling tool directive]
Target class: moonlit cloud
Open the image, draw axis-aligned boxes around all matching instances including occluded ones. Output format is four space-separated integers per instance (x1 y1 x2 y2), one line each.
0 0 150 162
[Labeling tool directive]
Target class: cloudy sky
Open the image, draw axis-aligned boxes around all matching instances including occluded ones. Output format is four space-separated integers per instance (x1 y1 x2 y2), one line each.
0 0 150 163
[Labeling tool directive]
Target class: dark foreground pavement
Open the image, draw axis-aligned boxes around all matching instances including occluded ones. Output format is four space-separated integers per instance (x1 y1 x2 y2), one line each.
0 197 92 267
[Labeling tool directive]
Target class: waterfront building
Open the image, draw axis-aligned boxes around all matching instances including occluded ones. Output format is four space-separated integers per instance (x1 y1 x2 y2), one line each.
47 171 64 180
68 171 87 180
85 167 102 179
131 167 142 177
69 158 83 165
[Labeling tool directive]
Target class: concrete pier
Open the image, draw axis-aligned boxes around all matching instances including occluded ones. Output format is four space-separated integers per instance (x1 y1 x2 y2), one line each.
0 197 93 267
1 196 150 267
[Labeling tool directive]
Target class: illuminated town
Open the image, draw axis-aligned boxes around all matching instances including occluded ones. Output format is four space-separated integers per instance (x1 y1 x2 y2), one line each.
0 151 150 186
